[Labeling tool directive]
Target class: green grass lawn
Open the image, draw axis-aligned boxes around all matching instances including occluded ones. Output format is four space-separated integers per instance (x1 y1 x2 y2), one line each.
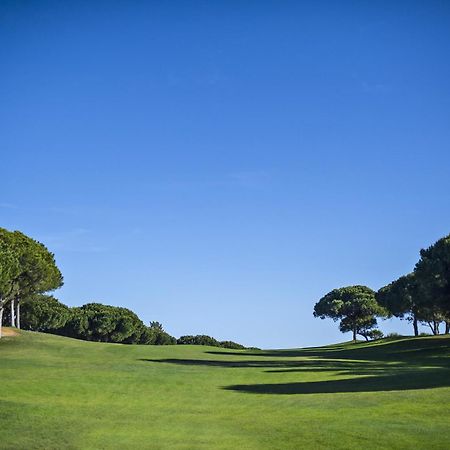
1 330 449 449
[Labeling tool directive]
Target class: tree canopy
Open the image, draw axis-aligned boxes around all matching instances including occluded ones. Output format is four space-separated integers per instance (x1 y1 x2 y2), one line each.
0 227 63 336
19 294 71 332
414 234 450 316
376 273 422 336
314 285 386 341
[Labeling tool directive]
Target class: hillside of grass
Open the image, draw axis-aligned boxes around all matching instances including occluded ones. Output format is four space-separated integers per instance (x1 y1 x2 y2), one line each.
1 329 449 449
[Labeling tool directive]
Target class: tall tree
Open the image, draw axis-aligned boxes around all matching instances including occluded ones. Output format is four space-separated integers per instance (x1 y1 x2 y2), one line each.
313 285 386 341
376 273 422 336
0 228 63 329
0 240 20 338
414 233 450 333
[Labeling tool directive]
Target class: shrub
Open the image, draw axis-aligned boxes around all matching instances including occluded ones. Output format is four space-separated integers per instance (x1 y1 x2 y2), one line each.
20 295 70 332
386 332 401 338
177 335 220 346
220 340 246 349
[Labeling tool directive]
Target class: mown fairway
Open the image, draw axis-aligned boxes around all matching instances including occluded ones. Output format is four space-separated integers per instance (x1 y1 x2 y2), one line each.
1 330 449 449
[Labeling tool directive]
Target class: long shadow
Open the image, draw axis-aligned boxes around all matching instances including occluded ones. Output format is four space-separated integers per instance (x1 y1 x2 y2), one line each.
140 336 450 395
207 336 450 362
139 358 382 370
223 368 450 394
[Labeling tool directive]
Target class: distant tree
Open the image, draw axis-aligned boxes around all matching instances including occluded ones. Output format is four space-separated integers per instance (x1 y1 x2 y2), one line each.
152 330 176 345
60 303 145 343
177 335 220 346
149 321 164 331
376 273 422 336
140 322 176 345
314 285 386 341
414 234 450 333
366 329 384 340
219 341 246 350
19 294 70 332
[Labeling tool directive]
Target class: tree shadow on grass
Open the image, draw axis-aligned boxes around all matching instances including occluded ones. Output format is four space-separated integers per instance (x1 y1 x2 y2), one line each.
141 337 450 395
223 369 450 394
139 358 380 370
207 336 450 362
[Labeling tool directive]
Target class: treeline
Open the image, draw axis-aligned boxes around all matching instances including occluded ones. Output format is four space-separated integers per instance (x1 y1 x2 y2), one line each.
4 296 177 344
314 233 450 340
2 294 247 348
0 227 249 349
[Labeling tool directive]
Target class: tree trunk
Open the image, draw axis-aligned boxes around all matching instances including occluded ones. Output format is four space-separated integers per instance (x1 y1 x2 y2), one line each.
427 321 437 335
413 316 419 337
434 321 440 335
445 321 450 334
10 298 15 327
352 326 357 342
0 303 3 339
16 299 20 329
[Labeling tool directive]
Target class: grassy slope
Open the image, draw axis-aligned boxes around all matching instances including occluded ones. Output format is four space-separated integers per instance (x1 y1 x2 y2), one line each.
0 330 449 450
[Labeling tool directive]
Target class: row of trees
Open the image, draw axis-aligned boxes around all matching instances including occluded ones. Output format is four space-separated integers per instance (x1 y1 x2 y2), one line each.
0 227 249 348
314 233 450 340
3 294 249 348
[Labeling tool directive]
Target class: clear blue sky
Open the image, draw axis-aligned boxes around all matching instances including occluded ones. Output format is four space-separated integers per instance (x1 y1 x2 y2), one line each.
1 1 449 348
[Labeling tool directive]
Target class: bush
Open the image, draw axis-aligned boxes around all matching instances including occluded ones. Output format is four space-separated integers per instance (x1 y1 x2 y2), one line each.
219 340 246 349
140 326 176 345
177 335 248 349
59 303 146 344
20 295 70 332
177 335 220 346
367 329 384 340
386 332 401 338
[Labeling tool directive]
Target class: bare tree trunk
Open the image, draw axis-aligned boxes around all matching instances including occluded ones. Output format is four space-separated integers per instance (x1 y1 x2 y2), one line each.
427 321 437 335
16 298 20 329
0 301 3 339
10 298 15 328
413 316 419 337
445 321 450 334
352 326 356 342
434 321 440 335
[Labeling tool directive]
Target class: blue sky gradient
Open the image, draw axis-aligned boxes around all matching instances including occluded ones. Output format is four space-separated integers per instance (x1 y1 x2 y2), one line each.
1 1 450 347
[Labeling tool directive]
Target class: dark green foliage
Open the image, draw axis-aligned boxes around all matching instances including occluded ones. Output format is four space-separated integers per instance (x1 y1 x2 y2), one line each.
60 303 146 343
56 305 177 345
0 227 63 336
177 335 220 346
177 335 247 349
140 324 176 345
0 228 63 300
18 294 70 332
314 285 386 341
376 234 450 335
376 273 421 336
219 340 246 349
365 329 384 340
414 234 450 316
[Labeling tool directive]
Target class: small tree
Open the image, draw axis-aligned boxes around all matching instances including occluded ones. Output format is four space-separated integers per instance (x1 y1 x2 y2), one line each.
314 285 386 341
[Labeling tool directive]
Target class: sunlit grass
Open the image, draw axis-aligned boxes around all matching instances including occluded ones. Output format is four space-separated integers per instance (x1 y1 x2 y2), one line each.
1 329 449 449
